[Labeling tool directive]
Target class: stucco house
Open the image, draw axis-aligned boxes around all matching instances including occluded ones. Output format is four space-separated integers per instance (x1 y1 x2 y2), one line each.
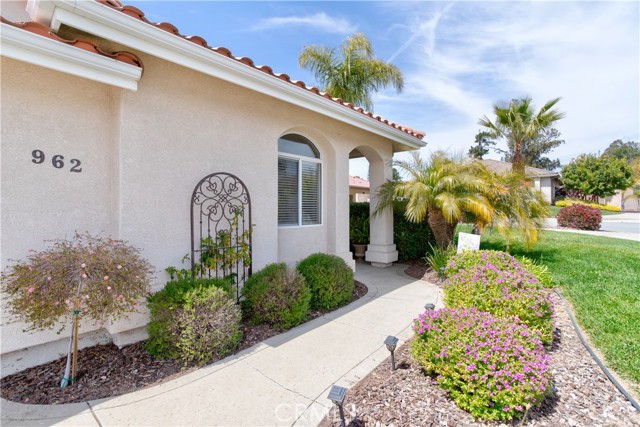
349 176 370 203
0 0 425 374
479 159 559 203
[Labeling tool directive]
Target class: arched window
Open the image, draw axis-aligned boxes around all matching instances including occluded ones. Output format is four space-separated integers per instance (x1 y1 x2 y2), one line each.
278 134 322 226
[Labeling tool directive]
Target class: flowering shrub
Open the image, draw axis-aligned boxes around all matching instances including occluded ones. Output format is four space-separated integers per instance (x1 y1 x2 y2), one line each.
444 263 554 344
411 307 553 421
555 199 620 212
557 204 602 230
1 233 154 332
444 250 524 278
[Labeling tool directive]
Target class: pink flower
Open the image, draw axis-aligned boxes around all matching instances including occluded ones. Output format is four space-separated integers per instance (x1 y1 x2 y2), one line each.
65 299 71 305
27 287 34 293
47 276 52 281
117 265 122 270
82 273 88 279
103 275 109 281
81 263 86 268
107 286 112 291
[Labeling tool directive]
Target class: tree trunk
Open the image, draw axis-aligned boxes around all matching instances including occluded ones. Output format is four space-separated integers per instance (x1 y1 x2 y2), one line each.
512 141 526 177
427 208 457 249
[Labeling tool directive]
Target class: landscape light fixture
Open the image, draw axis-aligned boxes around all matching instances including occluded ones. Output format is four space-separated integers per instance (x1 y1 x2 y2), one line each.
327 384 347 427
424 303 435 311
439 267 446 283
384 335 399 371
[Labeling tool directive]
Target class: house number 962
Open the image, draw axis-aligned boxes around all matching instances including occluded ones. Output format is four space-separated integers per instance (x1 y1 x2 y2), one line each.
31 150 82 173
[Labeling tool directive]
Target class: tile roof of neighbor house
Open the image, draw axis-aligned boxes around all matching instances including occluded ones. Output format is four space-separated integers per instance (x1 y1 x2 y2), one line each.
479 159 559 178
0 16 144 69
96 0 425 141
349 176 370 189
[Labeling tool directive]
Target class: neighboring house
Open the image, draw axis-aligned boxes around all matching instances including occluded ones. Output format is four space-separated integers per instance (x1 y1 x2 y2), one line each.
480 159 559 203
349 176 370 202
599 187 640 212
0 0 425 375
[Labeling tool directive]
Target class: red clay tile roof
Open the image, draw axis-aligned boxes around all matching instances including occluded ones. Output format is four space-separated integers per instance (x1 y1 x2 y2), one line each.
96 0 425 141
1 16 144 70
349 176 370 189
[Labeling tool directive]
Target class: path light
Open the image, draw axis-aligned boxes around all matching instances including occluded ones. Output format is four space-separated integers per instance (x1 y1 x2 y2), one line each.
327 384 347 427
384 335 399 371
438 267 446 283
424 303 435 311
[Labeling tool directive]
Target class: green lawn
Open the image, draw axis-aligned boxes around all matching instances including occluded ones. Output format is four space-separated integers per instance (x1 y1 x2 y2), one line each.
481 230 640 393
548 205 621 217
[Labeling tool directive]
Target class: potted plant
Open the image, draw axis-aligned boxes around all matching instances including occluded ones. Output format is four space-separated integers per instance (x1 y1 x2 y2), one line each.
349 216 370 260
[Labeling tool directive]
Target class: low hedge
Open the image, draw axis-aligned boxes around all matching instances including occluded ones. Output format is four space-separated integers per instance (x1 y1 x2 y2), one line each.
146 277 241 365
555 199 621 212
557 204 602 230
297 253 353 310
242 263 310 331
412 307 552 421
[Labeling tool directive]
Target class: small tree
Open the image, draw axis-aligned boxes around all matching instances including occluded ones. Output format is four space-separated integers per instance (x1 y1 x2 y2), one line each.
603 139 640 161
561 154 634 200
468 131 496 159
1 233 154 386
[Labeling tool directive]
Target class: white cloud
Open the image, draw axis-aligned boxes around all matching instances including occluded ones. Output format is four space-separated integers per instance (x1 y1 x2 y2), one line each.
251 13 356 35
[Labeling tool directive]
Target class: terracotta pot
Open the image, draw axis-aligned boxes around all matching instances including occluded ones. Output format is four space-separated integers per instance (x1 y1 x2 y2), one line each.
353 244 367 259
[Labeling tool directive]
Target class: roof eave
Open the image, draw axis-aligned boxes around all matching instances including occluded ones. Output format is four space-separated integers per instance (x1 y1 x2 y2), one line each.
32 0 425 150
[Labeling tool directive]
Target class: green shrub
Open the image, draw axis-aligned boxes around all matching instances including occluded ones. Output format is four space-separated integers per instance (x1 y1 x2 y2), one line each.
145 277 233 360
517 256 554 288
423 243 455 271
392 200 436 261
174 286 242 365
297 253 354 310
557 204 602 230
242 263 310 330
412 307 552 421
444 261 555 345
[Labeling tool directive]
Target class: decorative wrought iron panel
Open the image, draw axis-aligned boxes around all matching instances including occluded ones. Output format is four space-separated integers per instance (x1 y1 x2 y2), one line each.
191 173 252 302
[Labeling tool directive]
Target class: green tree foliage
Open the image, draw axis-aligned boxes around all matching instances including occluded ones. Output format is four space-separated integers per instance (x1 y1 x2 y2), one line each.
498 127 564 170
375 151 493 249
603 139 640 161
468 131 496 159
299 33 403 112
561 154 634 199
479 97 565 175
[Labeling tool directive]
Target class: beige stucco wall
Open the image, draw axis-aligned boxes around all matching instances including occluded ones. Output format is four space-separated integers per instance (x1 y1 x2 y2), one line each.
534 177 554 203
1 44 400 374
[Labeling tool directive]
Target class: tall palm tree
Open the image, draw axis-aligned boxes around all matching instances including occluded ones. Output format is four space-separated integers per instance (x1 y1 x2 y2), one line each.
375 151 493 249
299 33 403 112
479 97 565 176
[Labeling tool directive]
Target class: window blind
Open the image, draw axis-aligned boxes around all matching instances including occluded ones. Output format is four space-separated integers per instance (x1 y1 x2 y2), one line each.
278 157 298 225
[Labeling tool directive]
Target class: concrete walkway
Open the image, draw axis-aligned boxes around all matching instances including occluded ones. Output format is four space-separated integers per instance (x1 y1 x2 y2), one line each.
1 264 442 427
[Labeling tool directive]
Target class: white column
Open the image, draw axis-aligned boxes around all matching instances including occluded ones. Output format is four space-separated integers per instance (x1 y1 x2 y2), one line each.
334 147 356 270
365 155 398 267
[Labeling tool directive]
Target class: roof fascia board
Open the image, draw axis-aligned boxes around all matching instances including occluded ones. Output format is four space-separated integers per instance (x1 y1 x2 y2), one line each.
0 22 142 91
47 0 424 150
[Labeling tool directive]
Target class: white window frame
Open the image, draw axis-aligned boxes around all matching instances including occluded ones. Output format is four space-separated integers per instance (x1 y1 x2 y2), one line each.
278 149 322 228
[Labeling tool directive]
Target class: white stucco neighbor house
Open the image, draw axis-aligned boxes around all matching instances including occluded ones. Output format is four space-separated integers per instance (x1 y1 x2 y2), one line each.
480 159 559 203
349 176 370 203
0 0 426 375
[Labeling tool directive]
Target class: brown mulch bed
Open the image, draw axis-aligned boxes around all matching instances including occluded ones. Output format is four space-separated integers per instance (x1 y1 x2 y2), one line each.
0 280 368 405
404 260 441 284
320 297 640 426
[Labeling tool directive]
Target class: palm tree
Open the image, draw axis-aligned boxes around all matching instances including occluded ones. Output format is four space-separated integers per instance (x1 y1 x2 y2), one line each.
299 33 403 112
375 151 493 249
479 97 565 176
476 166 550 251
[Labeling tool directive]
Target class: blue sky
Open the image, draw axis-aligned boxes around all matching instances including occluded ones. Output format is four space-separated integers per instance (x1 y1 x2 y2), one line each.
127 1 640 178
